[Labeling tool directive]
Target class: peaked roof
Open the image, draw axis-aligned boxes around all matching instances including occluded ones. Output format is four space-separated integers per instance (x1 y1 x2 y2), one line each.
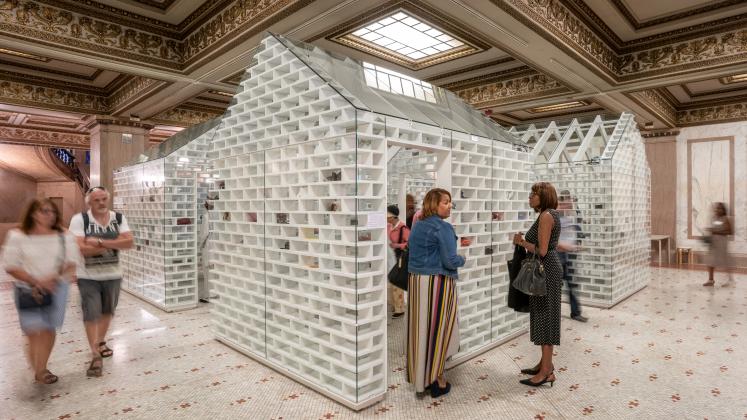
126 117 221 166
270 33 517 144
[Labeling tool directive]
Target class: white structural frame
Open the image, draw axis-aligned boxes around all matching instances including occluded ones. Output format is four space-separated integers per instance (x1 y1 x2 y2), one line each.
511 113 651 308
113 125 215 312
206 33 534 410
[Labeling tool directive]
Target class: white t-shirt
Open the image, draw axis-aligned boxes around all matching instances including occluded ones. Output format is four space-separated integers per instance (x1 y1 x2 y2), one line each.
69 210 130 281
2 229 82 288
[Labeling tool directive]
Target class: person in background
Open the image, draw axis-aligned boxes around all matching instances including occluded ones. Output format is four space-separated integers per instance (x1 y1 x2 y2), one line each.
405 193 416 229
69 187 133 377
198 199 213 302
2 199 79 384
513 182 562 388
557 190 587 322
703 202 734 287
406 188 465 398
387 205 409 318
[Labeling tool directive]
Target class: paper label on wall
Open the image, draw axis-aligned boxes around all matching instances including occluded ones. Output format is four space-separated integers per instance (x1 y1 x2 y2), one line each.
365 212 386 229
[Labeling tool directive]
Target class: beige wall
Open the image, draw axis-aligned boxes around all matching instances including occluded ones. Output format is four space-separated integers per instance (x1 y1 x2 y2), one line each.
37 181 86 227
90 123 148 195
644 138 678 259
0 168 37 244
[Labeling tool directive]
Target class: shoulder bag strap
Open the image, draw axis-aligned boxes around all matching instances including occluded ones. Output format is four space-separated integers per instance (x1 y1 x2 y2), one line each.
82 212 90 237
57 233 66 275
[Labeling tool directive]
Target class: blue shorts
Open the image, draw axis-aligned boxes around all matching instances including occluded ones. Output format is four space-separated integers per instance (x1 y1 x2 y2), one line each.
14 282 69 334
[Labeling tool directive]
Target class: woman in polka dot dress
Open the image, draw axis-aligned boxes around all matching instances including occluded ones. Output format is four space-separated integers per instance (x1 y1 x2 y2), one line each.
513 182 562 387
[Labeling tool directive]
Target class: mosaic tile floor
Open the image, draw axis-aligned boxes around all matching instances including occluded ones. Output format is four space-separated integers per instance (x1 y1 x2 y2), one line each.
1 267 745 419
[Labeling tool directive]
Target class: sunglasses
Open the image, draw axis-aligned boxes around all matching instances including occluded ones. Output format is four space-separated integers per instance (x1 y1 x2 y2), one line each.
87 186 106 194
38 207 57 215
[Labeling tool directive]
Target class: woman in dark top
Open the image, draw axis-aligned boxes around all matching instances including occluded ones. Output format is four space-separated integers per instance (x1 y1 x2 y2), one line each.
513 182 562 387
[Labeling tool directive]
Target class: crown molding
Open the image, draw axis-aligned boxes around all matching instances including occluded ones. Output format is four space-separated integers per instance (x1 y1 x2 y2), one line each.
454 71 574 108
0 123 90 147
677 101 747 126
610 0 742 31
150 104 223 126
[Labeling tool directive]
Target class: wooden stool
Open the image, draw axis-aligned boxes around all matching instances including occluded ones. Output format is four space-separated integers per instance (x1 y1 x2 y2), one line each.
676 247 692 265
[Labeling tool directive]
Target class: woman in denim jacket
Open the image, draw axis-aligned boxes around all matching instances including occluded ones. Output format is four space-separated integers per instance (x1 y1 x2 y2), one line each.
405 188 465 398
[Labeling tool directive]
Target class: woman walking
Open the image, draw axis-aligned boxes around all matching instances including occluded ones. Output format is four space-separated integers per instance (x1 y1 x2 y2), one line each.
703 202 734 287
513 182 562 387
3 199 79 384
406 188 465 398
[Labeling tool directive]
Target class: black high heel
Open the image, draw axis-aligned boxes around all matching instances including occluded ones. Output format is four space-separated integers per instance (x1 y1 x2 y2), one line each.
519 373 555 387
520 363 552 375
430 382 451 397
520 366 540 375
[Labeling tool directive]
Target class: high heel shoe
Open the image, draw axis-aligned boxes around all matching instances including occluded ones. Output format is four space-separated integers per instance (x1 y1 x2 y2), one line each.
520 366 540 375
430 382 451 398
519 373 555 387
521 363 552 375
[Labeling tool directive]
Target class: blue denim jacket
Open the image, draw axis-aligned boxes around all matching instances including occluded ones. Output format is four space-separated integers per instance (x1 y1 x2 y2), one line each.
407 215 465 279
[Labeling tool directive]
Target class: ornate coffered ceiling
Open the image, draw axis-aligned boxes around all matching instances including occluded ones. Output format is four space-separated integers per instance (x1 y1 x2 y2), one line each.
0 0 745 151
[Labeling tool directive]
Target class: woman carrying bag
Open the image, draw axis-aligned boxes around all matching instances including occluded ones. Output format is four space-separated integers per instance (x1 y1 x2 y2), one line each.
406 188 465 398
3 199 80 384
386 205 409 318
512 182 562 388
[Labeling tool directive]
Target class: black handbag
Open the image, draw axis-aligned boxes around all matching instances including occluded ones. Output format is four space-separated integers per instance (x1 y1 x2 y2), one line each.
15 233 65 310
507 245 530 312
513 250 547 296
387 225 409 291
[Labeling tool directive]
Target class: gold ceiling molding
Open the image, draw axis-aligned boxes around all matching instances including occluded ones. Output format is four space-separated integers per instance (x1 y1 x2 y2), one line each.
0 78 108 113
454 72 572 108
150 105 223 126
108 76 168 114
566 0 747 51
626 89 677 128
617 29 747 82
610 0 742 31
181 0 315 69
0 0 311 72
492 0 747 84
0 124 90 147
439 66 532 90
0 71 167 114
677 102 747 126
640 129 680 139
424 57 517 82
0 0 182 69
0 58 104 81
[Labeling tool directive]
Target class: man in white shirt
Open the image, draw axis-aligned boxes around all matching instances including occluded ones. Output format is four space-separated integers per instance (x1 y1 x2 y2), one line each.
69 186 133 377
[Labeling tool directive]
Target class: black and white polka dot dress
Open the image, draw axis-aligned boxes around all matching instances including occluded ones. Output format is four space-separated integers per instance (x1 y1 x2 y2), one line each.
524 209 562 346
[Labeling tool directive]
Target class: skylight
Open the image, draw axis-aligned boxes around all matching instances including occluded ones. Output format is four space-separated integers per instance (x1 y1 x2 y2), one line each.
363 62 436 103
350 11 464 61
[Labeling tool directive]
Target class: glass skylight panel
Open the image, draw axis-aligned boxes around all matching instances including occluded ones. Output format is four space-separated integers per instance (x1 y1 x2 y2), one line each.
347 10 466 61
363 62 436 103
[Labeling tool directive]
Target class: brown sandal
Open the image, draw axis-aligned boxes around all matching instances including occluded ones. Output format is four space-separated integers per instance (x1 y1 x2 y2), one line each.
35 369 58 384
98 341 113 358
87 356 103 377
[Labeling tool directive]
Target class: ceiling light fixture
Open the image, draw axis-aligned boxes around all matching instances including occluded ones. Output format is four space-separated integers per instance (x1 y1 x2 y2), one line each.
334 9 478 70
720 73 747 84
527 101 589 113
0 48 48 61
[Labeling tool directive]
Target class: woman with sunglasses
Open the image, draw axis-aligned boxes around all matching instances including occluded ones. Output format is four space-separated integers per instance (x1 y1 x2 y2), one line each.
3 199 80 384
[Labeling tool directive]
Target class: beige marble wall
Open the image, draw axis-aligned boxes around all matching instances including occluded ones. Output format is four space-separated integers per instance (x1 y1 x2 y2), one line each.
676 121 747 257
644 137 678 258
90 123 148 195
37 181 86 227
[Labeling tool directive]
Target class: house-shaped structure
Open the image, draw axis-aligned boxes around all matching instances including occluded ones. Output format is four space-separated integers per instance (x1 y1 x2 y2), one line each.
510 113 651 308
113 119 218 311
204 32 535 409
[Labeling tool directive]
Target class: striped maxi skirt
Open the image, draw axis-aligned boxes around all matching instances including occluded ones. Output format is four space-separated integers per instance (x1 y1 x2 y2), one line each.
406 273 459 392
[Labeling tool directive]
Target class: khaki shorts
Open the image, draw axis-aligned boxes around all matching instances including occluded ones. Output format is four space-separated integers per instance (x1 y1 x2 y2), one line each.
78 278 121 322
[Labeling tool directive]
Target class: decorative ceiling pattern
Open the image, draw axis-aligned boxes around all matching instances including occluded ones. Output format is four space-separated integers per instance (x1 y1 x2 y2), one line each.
0 0 745 149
